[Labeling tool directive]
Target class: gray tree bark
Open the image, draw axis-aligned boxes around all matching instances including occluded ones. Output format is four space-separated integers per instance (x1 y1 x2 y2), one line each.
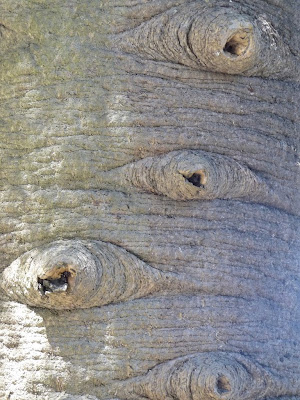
0 1 299 399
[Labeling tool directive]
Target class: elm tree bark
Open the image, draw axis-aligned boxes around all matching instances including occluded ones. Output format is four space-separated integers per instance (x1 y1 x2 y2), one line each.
0 1 299 399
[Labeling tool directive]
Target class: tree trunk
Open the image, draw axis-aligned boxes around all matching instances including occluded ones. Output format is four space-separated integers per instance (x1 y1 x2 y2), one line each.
0 1 299 399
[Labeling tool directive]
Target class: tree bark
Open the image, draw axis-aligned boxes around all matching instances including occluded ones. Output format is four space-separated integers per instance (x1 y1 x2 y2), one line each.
0 1 299 399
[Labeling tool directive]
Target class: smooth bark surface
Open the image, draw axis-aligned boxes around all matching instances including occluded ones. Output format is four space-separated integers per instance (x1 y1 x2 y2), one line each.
0 1 299 399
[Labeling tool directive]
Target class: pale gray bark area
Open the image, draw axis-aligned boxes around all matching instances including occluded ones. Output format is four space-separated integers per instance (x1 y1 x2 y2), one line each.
0 0 299 399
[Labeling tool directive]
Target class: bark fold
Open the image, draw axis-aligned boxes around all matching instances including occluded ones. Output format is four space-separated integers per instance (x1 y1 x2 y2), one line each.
0 240 203 309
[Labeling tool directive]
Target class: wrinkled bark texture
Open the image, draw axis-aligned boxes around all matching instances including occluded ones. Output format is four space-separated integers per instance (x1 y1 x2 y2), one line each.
0 0 299 399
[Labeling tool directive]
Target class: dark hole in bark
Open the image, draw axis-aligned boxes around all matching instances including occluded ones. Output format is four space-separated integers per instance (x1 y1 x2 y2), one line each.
186 173 204 188
216 375 231 394
224 41 237 55
223 31 250 57
38 271 71 295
